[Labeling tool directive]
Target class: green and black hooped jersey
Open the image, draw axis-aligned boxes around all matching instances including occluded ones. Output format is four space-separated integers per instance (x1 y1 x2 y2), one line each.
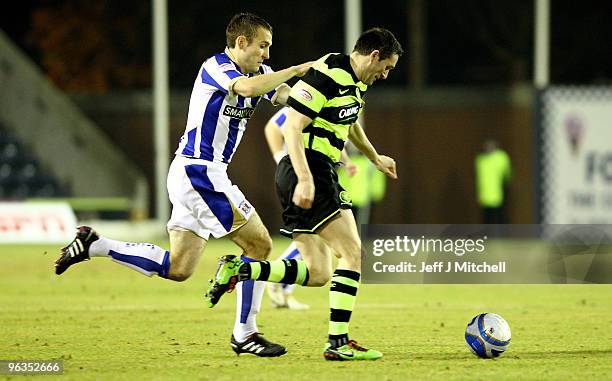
287 53 368 163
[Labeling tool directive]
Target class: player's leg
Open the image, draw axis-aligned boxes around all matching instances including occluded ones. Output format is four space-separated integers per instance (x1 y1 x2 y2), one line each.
317 208 382 361
55 156 210 280
209 152 313 291
173 157 285 357
227 211 271 343
166 229 206 280
292 233 333 286
205 229 331 310
221 211 287 357
206 246 313 304
208 229 336 294
278 242 300 261
227 209 272 261
266 242 310 309
205 223 337 306
55 227 176 278
205 153 330 304
265 243 296 308
55 226 206 281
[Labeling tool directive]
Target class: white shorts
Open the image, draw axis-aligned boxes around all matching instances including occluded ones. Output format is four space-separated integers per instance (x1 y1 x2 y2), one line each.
166 155 254 240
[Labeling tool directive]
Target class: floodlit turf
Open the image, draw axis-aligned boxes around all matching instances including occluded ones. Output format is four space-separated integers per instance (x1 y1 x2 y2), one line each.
1 240 611 380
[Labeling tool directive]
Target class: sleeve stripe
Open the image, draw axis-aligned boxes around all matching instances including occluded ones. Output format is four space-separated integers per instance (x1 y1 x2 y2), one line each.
214 53 231 66
287 97 318 120
223 70 241 80
300 71 340 99
211 53 243 80
201 68 227 93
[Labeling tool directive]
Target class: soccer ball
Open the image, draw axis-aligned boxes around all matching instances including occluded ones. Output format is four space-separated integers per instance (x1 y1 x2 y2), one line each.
465 313 511 358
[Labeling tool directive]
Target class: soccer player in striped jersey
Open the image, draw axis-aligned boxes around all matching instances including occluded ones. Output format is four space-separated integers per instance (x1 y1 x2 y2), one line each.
54 13 311 358
263 107 357 310
206 28 402 361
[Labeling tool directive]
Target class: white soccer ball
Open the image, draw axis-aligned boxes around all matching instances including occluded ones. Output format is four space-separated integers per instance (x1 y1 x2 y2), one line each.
465 313 511 358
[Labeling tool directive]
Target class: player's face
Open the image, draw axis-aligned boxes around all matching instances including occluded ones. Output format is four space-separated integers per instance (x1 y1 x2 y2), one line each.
241 27 272 73
362 53 399 86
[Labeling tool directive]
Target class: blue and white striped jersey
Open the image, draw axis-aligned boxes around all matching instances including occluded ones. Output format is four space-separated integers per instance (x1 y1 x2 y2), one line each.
176 50 276 164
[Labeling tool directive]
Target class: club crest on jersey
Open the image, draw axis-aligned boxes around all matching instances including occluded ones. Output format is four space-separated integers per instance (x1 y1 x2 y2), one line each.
339 191 352 204
238 200 252 215
223 105 255 119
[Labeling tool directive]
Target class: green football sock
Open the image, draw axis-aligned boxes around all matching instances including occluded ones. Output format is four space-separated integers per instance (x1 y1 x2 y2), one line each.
328 269 360 348
243 259 309 286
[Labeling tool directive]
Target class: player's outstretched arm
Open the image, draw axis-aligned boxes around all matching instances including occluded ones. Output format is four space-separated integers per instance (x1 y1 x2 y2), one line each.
264 117 286 164
348 122 397 179
284 108 315 209
231 62 312 98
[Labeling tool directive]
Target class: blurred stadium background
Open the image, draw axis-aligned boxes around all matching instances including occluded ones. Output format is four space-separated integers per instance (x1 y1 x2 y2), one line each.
2 1 612 379
2 0 612 242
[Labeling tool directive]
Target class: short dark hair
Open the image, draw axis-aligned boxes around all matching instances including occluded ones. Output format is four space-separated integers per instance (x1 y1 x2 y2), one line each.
353 28 403 61
226 13 273 48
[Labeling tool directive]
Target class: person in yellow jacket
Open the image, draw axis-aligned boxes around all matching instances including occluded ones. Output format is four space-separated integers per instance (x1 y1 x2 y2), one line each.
475 139 511 224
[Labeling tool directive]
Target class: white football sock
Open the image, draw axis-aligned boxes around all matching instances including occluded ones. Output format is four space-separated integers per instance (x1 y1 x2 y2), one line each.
89 237 170 278
233 255 266 342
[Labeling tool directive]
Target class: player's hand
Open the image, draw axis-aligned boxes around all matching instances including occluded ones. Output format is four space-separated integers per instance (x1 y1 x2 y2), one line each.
374 155 397 179
294 61 314 77
292 178 315 209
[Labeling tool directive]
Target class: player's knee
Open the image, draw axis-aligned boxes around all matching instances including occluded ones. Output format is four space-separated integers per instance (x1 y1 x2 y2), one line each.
166 255 196 281
167 268 193 282
307 272 331 287
259 234 273 258
336 240 361 262
305 266 332 287
246 232 273 260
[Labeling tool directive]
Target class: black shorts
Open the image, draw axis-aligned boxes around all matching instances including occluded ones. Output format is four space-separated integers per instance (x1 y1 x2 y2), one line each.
275 149 352 237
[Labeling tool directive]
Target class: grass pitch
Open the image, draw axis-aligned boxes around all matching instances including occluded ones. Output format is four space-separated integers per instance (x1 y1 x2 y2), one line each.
1 239 612 380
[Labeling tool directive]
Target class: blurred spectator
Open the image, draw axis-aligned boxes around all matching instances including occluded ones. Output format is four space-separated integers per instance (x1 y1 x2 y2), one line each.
475 139 511 224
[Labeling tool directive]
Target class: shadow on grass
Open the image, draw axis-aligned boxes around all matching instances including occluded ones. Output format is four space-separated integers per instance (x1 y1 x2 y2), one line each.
404 348 612 361
511 349 612 358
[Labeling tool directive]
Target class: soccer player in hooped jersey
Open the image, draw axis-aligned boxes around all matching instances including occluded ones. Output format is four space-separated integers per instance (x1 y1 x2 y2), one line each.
207 28 403 360
264 106 357 310
54 13 311 357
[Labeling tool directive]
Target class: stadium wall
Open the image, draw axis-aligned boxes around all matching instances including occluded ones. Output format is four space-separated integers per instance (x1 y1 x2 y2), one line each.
73 86 534 229
0 30 148 211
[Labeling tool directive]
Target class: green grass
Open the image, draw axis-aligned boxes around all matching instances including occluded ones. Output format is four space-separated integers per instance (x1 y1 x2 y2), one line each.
1 240 612 380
